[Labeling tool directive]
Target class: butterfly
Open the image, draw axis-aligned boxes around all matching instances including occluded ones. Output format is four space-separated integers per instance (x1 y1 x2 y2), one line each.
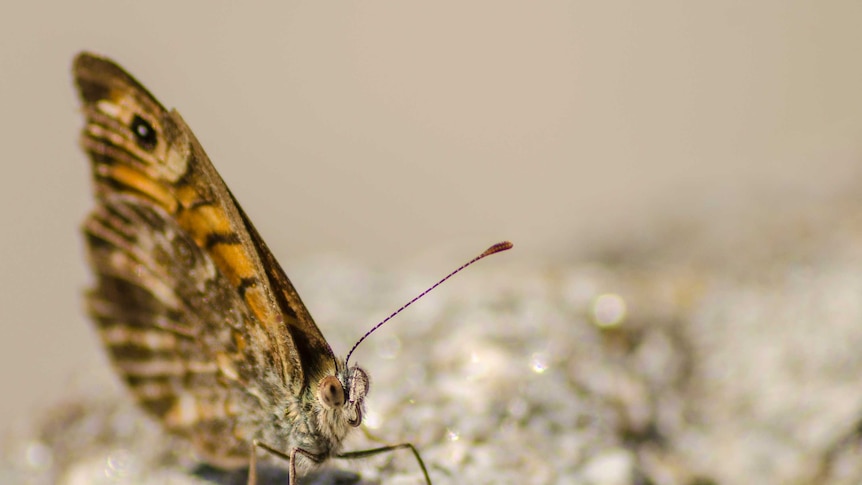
73 52 511 484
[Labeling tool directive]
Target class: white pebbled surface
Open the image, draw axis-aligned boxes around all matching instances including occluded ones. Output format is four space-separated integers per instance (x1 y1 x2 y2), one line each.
7 196 862 484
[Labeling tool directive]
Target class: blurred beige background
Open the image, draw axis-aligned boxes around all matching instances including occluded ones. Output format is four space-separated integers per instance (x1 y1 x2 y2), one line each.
2 1 862 435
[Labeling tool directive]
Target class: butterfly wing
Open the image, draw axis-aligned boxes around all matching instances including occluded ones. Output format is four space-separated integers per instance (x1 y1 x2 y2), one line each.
74 52 337 463
85 195 263 465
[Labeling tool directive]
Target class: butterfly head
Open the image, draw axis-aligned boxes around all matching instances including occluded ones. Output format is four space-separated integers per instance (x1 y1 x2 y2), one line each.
316 365 369 428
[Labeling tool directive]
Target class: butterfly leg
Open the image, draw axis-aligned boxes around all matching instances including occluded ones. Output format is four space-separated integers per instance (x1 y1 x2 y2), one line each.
337 443 432 485
249 439 321 485
247 441 260 485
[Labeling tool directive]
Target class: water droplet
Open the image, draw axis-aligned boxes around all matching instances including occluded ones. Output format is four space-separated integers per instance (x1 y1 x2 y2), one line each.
592 293 627 328
105 449 132 479
25 441 52 470
531 352 548 374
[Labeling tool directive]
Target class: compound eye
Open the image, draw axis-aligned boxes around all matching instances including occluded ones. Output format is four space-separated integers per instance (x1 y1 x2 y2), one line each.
317 376 345 408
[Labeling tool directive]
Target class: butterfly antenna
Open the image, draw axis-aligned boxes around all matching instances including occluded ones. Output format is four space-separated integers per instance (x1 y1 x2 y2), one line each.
344 241 513 367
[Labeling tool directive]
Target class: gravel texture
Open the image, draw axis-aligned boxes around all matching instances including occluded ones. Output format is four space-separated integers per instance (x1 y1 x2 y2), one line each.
6 195 862 485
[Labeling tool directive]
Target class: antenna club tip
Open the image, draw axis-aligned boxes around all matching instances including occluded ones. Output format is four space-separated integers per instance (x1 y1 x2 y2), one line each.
481 241 514 257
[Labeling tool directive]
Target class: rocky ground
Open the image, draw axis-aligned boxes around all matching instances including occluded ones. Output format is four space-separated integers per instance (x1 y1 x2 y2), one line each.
6 190 862 485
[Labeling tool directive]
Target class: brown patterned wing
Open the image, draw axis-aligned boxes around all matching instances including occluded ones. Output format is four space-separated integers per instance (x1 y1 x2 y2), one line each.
74 52 337 463
85 196 262 465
